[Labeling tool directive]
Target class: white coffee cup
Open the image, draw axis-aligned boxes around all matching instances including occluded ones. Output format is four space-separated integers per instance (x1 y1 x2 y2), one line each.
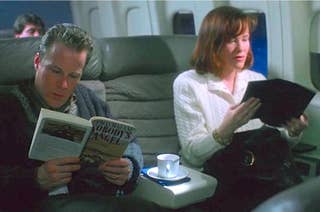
157 154 180 178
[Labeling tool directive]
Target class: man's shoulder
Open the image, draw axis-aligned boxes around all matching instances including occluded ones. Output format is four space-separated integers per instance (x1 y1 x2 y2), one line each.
0 86 25 116
78 81 106 101
0 85 20 103
0 84 19 95
75 83 110 116
76 83 102 101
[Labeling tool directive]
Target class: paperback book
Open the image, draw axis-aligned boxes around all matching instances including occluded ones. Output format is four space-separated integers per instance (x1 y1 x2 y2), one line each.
28 108 135 163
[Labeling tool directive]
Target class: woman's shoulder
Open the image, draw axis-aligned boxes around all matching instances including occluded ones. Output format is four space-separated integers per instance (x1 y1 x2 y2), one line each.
175 69 197 78
240 69 266 81
174 69 207 85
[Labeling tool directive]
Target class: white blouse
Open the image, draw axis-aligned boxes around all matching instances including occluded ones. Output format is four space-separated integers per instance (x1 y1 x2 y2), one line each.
173 69 299 170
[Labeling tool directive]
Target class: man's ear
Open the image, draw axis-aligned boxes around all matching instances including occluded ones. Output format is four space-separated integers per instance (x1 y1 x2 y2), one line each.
34 52 40 71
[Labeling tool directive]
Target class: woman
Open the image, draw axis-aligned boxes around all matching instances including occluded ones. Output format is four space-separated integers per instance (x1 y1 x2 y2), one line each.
173 6 308 211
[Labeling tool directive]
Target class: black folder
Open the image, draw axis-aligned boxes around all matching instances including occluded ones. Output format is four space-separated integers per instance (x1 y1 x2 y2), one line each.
241 79 316 126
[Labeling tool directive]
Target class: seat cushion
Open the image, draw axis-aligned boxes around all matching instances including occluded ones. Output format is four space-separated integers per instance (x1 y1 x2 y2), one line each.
104 73 180 166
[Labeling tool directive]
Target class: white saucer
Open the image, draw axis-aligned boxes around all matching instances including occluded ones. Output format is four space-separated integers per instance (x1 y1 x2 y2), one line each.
147 167 189 181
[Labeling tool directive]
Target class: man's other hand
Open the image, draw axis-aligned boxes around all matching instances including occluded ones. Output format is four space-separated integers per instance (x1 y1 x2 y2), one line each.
37 157 80 191
98 158 130 186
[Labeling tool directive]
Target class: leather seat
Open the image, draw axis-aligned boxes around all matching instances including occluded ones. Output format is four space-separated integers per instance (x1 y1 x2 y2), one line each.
253 177 320 212
0 35 197 167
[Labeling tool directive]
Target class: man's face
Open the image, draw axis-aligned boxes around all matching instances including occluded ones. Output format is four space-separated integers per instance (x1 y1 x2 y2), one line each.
15 24 43 38
34 42 87 108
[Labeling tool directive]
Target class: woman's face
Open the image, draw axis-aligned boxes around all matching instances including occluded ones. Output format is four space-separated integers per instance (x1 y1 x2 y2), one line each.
220 27 250 73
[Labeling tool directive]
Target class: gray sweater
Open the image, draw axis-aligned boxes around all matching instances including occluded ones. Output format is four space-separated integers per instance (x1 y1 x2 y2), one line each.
0 81 143 211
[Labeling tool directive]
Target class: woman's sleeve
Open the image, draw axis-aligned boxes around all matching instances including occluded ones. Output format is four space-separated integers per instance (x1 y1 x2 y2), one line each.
173 77 224 167
278 128 301 147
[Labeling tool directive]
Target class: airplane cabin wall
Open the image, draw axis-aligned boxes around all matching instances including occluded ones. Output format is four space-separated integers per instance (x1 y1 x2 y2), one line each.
96 1 153 37
232 2 320 147
71 1 102 38
71 1 216 38
226 1 285 80
229 1 315 90
71 1 316 88
279 1 314 89
70 1 320 147
146 1 216 35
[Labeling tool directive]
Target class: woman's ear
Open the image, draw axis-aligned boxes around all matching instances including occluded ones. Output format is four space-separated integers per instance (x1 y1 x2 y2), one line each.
34 52 40 71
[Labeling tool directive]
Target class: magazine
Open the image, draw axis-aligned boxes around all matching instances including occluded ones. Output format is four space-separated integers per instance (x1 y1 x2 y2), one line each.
241 78 316 126
28 108 135 163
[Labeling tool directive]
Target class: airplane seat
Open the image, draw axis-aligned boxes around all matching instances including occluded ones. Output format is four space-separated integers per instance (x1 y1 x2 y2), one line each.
253 176 320 212
0 36 102 85
0 35 197 167
0 29 14 39
98 35 197 166
173 11 195 35
0 37 39 85
310 12 320 90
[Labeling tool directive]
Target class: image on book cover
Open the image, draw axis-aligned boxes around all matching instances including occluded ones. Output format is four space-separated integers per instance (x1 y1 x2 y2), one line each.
42 120 87 144
81 119 135 164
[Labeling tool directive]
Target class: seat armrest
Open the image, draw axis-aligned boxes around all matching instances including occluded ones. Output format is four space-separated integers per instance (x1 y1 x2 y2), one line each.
130 166 217 209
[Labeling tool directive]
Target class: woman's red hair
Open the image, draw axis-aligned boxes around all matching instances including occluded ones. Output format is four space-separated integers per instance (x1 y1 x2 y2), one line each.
191 6 257 77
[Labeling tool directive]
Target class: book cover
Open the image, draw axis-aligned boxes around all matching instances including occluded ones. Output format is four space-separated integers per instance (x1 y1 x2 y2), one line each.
81 117 136 163
241 79 316 126
28 108 135 162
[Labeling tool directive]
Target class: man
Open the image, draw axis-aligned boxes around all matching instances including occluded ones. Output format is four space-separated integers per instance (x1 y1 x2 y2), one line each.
0 24 161 211
13 13 45 38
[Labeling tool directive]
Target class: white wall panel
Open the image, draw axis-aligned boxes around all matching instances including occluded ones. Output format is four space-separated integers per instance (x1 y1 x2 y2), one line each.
70 0 317 89
71 1 101 37
97 1 152 37
147 1 215 35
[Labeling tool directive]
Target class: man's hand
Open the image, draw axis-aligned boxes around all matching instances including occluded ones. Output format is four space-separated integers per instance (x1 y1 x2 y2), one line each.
37 157 80 191
98 158 130 186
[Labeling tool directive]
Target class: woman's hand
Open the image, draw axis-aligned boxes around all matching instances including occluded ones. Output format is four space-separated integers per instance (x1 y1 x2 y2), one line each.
217 97 261 139
37 157 80 191
285 113 308 137
98 158 130 186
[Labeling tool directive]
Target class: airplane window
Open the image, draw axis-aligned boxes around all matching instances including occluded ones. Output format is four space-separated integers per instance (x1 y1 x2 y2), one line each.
173 11 195 35
250 12 268 77
127 7 152 36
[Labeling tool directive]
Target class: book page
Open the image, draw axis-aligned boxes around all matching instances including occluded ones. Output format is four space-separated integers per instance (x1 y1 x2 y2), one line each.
29 108 92 161
81 117 136 164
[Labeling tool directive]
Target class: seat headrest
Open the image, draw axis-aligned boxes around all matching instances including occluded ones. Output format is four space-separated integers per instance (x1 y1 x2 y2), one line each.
99 35 197 80
0 37 102 85
0 37 38 84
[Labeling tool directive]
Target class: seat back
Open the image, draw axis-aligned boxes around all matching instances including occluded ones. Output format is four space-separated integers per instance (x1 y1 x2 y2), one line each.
0 37 103 85
100 35 197 166
253 177 320 212
0 35 197 167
